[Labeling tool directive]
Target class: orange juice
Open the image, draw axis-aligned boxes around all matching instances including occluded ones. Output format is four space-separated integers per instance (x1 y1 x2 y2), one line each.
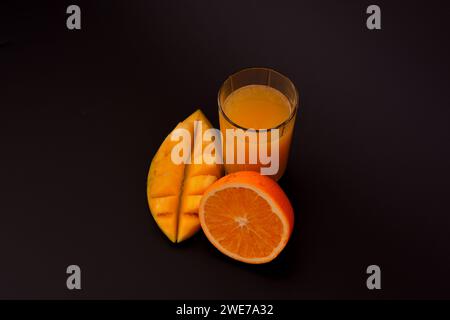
219 84 296 181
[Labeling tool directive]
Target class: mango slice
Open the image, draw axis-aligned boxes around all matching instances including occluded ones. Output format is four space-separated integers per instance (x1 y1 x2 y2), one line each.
147 110 223 242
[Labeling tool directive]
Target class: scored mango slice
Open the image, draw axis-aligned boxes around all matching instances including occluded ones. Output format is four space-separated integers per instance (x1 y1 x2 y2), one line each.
147 110 223 242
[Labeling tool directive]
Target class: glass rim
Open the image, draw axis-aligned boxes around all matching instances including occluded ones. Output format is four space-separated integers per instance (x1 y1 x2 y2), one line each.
217 67 299 132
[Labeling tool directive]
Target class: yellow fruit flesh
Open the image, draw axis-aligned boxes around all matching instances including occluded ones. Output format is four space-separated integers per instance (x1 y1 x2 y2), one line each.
147 110 223 242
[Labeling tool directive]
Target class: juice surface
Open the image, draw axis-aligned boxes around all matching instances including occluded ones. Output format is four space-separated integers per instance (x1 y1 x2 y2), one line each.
222 85 291 129
219 84 296 181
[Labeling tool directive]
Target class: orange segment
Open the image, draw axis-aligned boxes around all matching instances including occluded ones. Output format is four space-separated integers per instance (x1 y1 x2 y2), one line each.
199 171 294 264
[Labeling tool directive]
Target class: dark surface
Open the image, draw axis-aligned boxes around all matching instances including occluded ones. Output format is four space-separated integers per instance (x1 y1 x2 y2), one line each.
1 0 450 299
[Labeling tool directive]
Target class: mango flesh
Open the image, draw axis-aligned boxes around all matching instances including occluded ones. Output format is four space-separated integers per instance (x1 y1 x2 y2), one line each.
147 110 223 242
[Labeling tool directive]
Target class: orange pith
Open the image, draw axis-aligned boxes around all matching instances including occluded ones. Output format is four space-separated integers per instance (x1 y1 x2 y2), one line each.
199 171 294 264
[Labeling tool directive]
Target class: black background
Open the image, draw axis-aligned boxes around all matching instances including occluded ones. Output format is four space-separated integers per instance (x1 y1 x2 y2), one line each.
1 0 450 299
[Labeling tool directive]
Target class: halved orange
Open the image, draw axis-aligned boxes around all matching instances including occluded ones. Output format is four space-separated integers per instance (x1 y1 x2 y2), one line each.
199 171 294 264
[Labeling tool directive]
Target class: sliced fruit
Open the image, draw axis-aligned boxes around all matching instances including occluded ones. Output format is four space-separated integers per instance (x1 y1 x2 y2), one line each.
147 110 223 242
199 171 294 264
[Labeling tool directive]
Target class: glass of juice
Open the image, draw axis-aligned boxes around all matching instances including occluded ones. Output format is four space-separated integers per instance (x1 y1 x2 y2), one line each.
218 67 299 181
